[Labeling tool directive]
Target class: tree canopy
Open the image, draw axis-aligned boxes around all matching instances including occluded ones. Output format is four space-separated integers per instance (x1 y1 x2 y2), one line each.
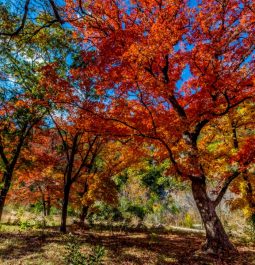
0 0 254 256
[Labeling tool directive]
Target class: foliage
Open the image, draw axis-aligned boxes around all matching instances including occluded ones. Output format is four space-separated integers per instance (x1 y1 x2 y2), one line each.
0 0 255 255
182 213 194 228
65 234 105 265
88 202 123 223
19 220 31 230
126 205 147 221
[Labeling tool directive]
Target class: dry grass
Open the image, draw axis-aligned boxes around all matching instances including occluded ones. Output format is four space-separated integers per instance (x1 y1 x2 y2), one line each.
0 224 254 265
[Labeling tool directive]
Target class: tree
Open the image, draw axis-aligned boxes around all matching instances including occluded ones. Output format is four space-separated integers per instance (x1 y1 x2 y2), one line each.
114 157 186 225
0 102 44 220
0 0 68 37
9 129 63 216
63 0 255 254
0 4 73 221
220 103 255 227
78 139 144 224
229 104 255 225
197 101 255 223
51 116 102 232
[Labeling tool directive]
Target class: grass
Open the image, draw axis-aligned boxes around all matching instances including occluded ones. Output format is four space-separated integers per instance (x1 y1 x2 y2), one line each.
0 223 254 265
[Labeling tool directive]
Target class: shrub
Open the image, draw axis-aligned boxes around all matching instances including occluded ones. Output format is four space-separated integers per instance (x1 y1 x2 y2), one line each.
65 234 105 265
88 246 105 265
33 219 46 229
30 202 44 214
244 214 255 243
127 205 147 220
19 220 31 230
183 213 194 228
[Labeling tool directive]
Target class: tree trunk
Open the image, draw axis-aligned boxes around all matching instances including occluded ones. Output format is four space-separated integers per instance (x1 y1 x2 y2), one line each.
0 172 12 222
46 197 51 216
60 183 71 233
79 205 89 224
79 179 89 224
191 177 237 255
39 186 47 217
243 174 255 223
42 198 47 217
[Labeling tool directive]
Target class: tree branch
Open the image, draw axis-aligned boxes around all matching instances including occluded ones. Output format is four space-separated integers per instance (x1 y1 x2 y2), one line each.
213 171 240 207
190 119 210 146
0 144 9 170
72 135 99 183
138 88 157 135
66 132 79 184
49 114 70 162
48 0 65 24
0 0 30 36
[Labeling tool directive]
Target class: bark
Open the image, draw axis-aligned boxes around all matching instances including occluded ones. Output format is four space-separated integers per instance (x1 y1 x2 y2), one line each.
42 198 47 217
60 183 71 233
191 176 237 255
231 120 238 149
243 174 255 218
46 197 51 216
79 178 89 224
38 186 47 217
0 172 12 221
79 205 89 224
59 133 79 233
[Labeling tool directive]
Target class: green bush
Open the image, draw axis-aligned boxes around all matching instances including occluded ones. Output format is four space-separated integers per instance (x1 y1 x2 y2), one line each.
127 205 147 220
183 213 194 228
89 202 123 223
30 202 44 214
67 206 77 217
19 220 31 230
88 246 105 265
244 214 255 242
65 234 105 265
32 219 46 229
169 204 180 215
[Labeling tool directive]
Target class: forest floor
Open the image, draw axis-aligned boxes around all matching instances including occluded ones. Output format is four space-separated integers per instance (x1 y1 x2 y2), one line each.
0 224 254 265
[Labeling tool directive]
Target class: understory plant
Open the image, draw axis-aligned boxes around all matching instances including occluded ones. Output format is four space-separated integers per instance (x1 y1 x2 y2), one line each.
65 234 105 265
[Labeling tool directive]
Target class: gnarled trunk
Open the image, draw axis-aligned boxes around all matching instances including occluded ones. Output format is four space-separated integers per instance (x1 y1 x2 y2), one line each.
0 172 12 222
191 177 236 255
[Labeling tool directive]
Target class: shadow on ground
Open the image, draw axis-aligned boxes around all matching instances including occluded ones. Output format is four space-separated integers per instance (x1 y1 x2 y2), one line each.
0 225 254 265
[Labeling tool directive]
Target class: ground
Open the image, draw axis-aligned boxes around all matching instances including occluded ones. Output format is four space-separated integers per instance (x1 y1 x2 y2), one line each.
0 224 254 265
